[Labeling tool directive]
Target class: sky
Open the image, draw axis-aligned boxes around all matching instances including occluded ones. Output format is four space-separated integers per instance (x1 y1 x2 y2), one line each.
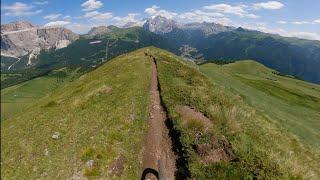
1 0 320 40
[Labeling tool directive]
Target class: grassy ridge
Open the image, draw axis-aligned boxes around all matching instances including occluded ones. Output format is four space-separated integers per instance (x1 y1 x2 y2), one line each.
200 61 320 147
151 47 320 179
1 49 151 179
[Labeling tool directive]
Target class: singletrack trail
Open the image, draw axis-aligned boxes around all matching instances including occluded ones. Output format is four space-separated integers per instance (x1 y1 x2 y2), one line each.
141 55 176 180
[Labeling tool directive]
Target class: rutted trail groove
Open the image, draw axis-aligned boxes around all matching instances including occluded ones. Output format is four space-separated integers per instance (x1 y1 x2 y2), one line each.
141 54 176 180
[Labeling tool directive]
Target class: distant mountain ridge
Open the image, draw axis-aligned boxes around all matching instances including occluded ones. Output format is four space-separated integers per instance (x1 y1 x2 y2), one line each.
87 26 112 37
143 16 320 83
1 18 320 83
143 15 234 36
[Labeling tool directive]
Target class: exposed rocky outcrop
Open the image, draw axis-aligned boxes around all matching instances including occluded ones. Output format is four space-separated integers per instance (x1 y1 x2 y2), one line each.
27 47 41 66
1 21 79 58
143 16 179 34
1 20 35 33
143 16 233 36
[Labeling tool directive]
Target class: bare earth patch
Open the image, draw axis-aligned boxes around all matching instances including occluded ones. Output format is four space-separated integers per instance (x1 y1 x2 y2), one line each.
176 105 236 164
176 105 213 130
98 86 112 94
108 154 126 176
194 136 236 164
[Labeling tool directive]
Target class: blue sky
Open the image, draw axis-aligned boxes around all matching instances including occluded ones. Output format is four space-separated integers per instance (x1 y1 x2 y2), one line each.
1 0 320 40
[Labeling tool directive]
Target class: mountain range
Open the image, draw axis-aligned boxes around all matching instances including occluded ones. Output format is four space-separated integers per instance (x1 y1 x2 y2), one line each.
143 16 320 83
1 16 320 84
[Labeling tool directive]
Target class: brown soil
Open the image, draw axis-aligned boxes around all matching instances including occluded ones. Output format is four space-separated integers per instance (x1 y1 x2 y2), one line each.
176 105 213 131
141 56 176 180
194 137 236 164
108 154 126 176
99 86 112 94
177 106 236 164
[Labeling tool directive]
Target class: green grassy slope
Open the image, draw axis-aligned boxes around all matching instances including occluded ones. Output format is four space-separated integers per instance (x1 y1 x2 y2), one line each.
2 47 319 179
1 49 151 179
151 48 319 179
196 29 320 83
1 68 79 120
200 61 320 147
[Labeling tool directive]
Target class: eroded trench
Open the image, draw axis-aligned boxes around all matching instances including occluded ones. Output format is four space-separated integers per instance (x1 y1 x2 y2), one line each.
141 54 190 180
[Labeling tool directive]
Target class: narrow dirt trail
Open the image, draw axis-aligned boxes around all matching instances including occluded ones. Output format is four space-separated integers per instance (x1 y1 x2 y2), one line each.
141 56 176 180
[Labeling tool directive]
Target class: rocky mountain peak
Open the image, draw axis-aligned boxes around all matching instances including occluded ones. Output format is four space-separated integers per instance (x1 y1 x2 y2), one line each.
1 20 36 33
1 20 79 58
143 16 234 36
182 22 234 36
143 15 178 34
87 26 112 37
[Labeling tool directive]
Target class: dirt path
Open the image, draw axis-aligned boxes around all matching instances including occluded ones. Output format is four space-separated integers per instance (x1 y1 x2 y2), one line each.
141 56 176 180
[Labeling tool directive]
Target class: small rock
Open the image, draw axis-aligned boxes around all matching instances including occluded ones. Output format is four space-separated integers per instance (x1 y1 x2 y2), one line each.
44 148 49 156
33 166 37 172
289 151 294 156
108 155 126 175
149 112 154 119
52 132 60 139
129 114 135 121
86 160 94 168
41 172 48 177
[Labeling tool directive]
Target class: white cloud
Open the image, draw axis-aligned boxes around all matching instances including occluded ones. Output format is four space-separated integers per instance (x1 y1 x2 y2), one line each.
277 20 287 24
314 19 320 24
63 15 72 20
65 23 94 34
3 2 42 16
44 14 62 20
287 32 320 40
179 10 231 25
203 4 259 18
239 23 320 40
292 21 309 25
81 0 103 11
188 10 225 18
253 1 284 10
44 21 71 27
84 11 113 21
145 5 159 15
33 1 49 5
144 5 177 19
291 19 320 25
113 13 144 27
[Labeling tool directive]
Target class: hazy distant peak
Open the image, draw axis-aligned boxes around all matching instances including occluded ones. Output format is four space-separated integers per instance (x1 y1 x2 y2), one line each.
143 15 178 34
1 20 36 33
87 26 112 36
143 15 234 36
